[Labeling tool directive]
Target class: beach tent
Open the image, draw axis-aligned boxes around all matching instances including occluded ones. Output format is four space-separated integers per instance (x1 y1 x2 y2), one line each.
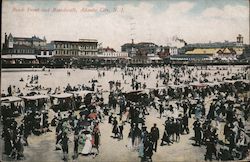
50 93 74 112
1 96 22 103
70 90 94 110
22 95 49 100
189 82 207 88
1 96 23 117
50 93 73 98
22 95 49 112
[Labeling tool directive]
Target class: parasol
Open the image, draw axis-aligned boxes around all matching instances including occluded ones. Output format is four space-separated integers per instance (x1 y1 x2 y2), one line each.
80 109 90 116
82 120 91 126
82 130 91 134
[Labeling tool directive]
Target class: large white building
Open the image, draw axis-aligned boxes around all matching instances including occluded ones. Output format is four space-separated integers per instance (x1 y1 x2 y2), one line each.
97 47 129 60
98 51 128 58
169 47 178 55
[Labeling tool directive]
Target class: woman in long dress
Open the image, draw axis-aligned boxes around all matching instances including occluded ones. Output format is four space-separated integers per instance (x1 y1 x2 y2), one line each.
92 124 100 157
112 117 119 138
124 107 130 122
195 104 202 119
138 127 147 158
81 133 92 155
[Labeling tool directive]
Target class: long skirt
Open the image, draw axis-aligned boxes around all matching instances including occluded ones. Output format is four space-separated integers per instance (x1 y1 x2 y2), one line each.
81 139 92 155
112 126 118 134
138 142 144 157
126 138 133 150
4 140 12 155
162 132 170 143
133 137 141 150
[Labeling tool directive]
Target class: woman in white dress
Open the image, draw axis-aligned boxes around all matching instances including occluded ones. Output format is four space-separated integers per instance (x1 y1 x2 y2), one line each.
81 134 92 155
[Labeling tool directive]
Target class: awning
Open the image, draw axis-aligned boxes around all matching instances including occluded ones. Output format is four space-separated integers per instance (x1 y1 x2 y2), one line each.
223 80 250 84
22 95 49 100
37 55 52 58
2 54 37 59
189 82 207 87
148 57 162 61
50 93 73 98
96 56 118 60
126 57 132 60
236 80 250 83
1 96 22 103
223 80 236 83
203 82 221 86
124 90 143 94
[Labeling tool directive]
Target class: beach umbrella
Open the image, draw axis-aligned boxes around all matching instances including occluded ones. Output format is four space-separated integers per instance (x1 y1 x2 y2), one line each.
80 110 89 116
82 130 91 134
82 120 91 126
194 97 200 100
79 105 86 109
88 113 97 119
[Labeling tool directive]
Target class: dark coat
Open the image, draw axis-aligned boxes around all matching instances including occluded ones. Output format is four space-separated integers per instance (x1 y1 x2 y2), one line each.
150 127 159 141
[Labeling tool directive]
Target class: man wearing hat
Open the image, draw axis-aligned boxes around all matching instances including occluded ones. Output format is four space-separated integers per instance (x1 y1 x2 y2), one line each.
159 104 164 119
150 123 160 152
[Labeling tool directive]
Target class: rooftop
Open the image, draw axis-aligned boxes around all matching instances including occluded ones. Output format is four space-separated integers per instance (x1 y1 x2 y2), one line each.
13 36 44 42
185 47 240 55
52 39 98 44
186 48 218 55
13 44 36 49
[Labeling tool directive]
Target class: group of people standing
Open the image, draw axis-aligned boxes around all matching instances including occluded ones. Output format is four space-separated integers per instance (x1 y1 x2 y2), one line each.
53 96 103 160
1 65 250 162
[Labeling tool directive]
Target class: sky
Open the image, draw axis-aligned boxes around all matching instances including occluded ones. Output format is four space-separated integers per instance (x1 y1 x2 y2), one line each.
2 0 249 51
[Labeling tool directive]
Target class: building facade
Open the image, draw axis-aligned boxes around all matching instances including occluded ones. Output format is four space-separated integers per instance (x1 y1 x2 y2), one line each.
97 47 128 60
98 51 128 59
3 33 46 49
185 47 238 60
180 34 245 56
121 41 137 57
37 43 55 58
52 39 98 58
121 41 159 57
169 47 178 55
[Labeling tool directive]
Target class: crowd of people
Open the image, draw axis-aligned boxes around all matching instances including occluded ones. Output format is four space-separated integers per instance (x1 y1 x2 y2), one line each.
1 65 250 162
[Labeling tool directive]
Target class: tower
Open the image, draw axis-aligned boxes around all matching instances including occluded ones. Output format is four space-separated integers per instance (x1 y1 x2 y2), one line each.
130 17 137 57
43 36 47 42
236 34 243 47
8 33 14 48
4 33 7 48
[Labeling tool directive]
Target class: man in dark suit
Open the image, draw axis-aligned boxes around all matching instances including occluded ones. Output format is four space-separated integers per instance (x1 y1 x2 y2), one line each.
150 123 160 152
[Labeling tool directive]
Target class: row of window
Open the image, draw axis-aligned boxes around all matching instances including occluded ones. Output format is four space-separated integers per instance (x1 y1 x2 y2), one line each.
55 44 97 49
79 52 97 56
11 49 35 54
55 44 78 49
15 41 45 46
16 41 31 46
55 50 78 55
55 50 98 56
39 51 53 55
102 53 128 57
79 45 96 50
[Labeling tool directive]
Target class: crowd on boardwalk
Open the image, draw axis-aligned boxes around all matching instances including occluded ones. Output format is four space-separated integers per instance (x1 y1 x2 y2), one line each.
1 65 250 161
